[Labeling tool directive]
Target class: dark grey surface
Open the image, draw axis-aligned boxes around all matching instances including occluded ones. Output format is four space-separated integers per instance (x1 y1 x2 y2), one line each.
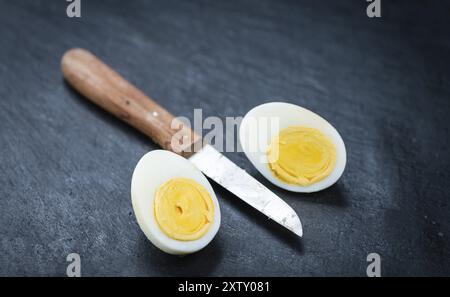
1 0 449 276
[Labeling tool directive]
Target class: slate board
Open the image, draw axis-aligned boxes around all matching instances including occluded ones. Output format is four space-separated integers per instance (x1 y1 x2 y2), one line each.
0 0 449 276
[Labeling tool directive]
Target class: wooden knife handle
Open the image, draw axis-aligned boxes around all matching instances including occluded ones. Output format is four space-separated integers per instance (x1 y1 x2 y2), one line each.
61 48 201 157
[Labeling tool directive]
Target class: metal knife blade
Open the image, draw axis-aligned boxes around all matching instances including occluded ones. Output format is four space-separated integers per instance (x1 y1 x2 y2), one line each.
189 144 303 237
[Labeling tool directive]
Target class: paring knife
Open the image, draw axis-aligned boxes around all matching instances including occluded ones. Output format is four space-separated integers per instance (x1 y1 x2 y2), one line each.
61 48 303 237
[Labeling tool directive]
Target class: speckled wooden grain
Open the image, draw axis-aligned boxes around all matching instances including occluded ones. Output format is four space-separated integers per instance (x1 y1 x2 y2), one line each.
0 0 449 276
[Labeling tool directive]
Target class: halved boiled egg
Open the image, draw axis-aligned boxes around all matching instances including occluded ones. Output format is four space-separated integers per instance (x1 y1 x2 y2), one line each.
239 102 346 193
131 150 221 255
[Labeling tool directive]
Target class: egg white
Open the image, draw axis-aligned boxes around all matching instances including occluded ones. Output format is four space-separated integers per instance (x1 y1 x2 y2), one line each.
131 150 221 255
239 102 346 193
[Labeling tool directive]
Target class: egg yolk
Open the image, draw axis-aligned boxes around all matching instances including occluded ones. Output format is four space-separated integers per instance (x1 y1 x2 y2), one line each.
154 178 214 241
267 126 336 186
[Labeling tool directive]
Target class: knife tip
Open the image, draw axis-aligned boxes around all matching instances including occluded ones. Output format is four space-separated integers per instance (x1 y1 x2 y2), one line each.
285 213 303 238
293 226 303 238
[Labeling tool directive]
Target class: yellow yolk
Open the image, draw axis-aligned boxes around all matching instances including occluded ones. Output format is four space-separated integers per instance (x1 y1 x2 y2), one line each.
267 126 336 186
154 178 214 241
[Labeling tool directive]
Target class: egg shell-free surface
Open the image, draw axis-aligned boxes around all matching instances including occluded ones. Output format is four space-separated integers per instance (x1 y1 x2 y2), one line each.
131 150 221 255
239 102 347 193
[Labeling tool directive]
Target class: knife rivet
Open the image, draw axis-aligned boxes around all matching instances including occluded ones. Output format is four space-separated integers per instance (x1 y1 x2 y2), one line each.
152 111 159 117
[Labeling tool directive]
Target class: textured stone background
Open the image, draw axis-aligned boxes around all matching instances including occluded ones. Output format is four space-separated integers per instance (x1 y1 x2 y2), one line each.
0 0 449 276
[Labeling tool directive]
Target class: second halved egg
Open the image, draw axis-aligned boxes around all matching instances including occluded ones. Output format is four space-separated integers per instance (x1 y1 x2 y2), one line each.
239 102 346 193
